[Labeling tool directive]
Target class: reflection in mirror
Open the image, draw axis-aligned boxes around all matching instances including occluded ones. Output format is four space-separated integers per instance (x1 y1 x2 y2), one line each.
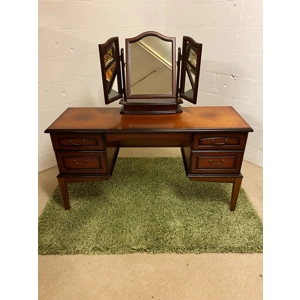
183 42 196 98
187 48 197 87
104 42 117 94
126 32 176 99
183 69 194 99
98 37 122 104
130 37 172 94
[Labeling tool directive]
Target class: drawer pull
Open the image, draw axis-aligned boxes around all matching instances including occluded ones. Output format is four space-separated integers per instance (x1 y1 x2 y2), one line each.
208 159 225 165
211 138 228 145
73 158 90 165
69 139 86 145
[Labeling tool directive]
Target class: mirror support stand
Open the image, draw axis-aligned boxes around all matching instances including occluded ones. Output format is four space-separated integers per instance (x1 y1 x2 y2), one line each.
176 47 182 101
120 48 127 102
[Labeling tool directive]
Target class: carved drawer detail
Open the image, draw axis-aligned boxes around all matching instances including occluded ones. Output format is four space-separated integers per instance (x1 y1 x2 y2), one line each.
51 134 105 150
190 151 244 174
55 151 108 174
192 133 247 150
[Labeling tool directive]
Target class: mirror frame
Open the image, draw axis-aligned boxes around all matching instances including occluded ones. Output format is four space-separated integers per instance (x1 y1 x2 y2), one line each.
98 37 123 104
125 31 176 100
179 36 203 104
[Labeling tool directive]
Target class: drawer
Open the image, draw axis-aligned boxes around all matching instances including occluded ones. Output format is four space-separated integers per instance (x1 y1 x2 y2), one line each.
105 133 191 147
192 133 248 150
124 105 151 112
190 151 244 174
51 134 105 150
151 104 178 111
55 151 108 174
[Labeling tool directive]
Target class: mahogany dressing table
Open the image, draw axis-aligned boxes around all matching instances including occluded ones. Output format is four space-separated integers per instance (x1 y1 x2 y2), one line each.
45 106 253 211
44 31 253 210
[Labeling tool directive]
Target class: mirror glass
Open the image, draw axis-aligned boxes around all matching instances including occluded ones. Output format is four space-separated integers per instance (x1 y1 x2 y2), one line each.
103 42 119 99
183 69 194 99
126 34 176 98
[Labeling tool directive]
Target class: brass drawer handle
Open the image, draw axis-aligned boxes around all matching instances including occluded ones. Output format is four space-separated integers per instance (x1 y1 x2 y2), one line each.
211 138 228 145
209 159 225 165
73 159 90 165
69 139 86 145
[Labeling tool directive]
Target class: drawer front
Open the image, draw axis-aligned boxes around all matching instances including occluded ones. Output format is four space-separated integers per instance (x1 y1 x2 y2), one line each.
191 151 244 174
55 151 108 174
51 134 105 150
192 133 247 150
124 105 151 112
151 105 178 111
105 133 192 147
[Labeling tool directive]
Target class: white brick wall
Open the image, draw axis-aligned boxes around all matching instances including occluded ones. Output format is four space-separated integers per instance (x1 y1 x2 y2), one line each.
166 0 263 167
38 0 263 171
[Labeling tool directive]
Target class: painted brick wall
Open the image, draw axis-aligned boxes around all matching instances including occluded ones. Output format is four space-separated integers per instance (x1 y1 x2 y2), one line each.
38 0 167 171
38 0 263 171
166 0 263 166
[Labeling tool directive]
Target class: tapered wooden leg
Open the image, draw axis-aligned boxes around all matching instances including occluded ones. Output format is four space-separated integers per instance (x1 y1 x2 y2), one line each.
230 177 243 211
57 177 70 210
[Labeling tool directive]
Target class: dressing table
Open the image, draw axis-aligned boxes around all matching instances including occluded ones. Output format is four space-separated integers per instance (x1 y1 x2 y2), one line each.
44 31 253 211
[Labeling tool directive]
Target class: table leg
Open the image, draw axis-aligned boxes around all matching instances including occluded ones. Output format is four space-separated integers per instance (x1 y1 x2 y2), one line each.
230 177 243 211
57 177 70 210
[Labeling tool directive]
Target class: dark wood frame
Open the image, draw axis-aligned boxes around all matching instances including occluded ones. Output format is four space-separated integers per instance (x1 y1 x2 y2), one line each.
125 31 177 100
179 36 203 104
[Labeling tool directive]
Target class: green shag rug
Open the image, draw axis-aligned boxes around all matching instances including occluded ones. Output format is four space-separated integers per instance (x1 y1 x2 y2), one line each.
38 157 263 255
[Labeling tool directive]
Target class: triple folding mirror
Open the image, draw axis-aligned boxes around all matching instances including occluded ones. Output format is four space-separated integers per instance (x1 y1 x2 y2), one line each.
98 31 202 114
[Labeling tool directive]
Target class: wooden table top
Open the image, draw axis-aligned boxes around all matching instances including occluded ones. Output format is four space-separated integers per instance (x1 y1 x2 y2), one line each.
45 106 253 133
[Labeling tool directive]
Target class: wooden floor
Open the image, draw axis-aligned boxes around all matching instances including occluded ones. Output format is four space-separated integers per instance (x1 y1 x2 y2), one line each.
38 148 263 300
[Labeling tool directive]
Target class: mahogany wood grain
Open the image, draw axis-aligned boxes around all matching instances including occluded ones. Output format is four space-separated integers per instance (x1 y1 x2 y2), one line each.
105 133 192 147
45 106 253 133
230 177 243 211
45 106 253 211
51 133 105 150
57 177 70 210
192 132 248 150
190 150 244 174
188 175 243 211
